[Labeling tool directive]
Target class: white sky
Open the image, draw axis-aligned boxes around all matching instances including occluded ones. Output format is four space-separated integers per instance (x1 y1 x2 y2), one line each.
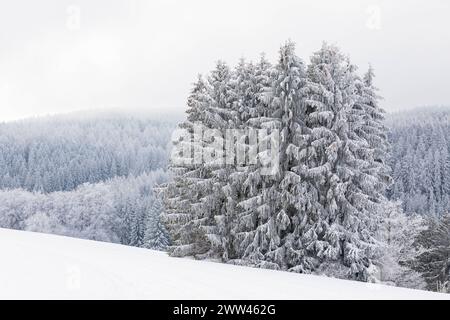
0 0 449 121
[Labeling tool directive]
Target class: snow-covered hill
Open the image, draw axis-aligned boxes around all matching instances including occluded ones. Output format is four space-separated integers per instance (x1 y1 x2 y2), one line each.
0 228 447 300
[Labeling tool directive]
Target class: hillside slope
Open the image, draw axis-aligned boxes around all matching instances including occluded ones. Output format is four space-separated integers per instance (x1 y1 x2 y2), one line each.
0 229 447 299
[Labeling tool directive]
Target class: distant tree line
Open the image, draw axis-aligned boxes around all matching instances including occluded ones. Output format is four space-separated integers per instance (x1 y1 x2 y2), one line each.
0 113 174 192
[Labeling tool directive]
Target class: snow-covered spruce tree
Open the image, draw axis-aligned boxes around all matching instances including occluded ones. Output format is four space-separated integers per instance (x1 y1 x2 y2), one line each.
231 42 308 270
202 61 239 261
299 43 388 280
355 66 392 192
130 201 145 247
143 199 170 251
375 200 426 289
117 196 137 245
267 41 308 270
163 62 234 260
220 58 258 261
162 75 214 258
231 58 257 124
226 54 281 266
411 214 450 292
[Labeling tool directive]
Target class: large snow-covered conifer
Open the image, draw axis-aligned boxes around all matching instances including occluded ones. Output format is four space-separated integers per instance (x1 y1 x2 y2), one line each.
296 43 389 280
163 42 394 283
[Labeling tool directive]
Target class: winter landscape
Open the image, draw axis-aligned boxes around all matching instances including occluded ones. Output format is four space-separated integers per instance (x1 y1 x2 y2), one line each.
1 0 450 301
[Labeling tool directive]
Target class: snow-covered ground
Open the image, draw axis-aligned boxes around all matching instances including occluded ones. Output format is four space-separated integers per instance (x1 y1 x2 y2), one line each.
0 228 447 300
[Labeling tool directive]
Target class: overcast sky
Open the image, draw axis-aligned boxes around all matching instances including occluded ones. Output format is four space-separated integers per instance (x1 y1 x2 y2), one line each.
0 0 449 121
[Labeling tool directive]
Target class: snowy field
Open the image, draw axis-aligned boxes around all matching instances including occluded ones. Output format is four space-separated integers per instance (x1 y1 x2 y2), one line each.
0 228 447 300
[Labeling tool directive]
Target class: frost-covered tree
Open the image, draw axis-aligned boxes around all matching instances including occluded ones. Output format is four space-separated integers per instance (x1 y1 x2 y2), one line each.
264 41 307 270
143 199 170 251
226 56 272 263
298 43 388 280
225 54 280 266
355 66 392 190
162 75 215 258
375 201 426 289
227 42 307 270
412 214 450 292
163 63 234 260
205 61 240 261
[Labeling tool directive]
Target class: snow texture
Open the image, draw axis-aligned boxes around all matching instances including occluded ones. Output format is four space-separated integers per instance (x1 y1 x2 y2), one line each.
0 228 447 300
